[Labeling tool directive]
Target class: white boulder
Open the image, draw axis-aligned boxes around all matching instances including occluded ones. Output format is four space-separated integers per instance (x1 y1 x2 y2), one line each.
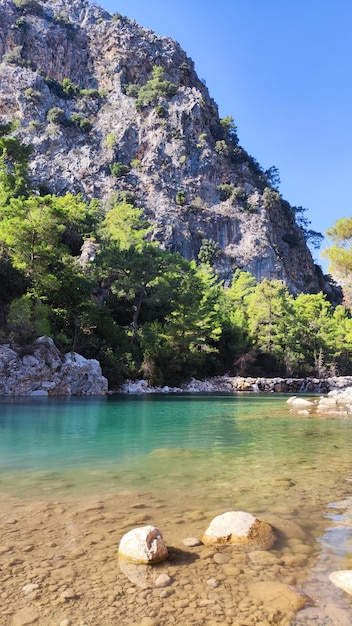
286 396 314 408
329 570 352 595
202 511 276 550
118 525 168 564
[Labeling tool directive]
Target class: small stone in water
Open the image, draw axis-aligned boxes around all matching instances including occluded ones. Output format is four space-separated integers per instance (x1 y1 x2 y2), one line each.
154 573 171 587
183 537 202 547
60 588 77 601
207 577 219 588
22 583 39 595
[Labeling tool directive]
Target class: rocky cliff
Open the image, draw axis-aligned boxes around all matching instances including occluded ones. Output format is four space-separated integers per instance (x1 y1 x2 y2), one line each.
0 0 326 293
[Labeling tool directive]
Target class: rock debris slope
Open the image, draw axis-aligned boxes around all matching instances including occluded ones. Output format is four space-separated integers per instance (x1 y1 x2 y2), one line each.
0 0 324 292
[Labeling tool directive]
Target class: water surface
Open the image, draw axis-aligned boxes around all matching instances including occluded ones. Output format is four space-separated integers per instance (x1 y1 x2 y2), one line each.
1 393 352 624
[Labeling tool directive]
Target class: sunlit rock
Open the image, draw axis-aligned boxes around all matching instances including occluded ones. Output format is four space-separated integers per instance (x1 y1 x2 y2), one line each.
118 525 168 564
202 511 276 550
0 336 108 396
329 570 352 595
286 396 314 409
247 581 309 614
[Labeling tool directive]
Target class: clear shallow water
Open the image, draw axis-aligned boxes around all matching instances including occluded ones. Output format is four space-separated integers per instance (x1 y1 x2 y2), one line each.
1 393 352 496
2 393 352 623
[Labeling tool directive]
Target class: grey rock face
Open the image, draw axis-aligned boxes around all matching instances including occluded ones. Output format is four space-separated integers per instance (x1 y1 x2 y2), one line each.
0 0 320 293
0 336 108 395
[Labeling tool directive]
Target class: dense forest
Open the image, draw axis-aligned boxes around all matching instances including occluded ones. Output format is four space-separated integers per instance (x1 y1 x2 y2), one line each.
1 121 352 388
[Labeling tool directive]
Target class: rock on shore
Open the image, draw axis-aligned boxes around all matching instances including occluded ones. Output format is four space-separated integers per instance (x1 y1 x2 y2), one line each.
0 336 108 396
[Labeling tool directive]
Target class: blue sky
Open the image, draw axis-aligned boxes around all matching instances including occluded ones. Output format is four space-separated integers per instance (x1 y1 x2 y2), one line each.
99 0 352 273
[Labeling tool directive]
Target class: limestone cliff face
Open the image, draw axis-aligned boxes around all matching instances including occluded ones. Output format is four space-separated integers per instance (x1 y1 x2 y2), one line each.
0 0 322 293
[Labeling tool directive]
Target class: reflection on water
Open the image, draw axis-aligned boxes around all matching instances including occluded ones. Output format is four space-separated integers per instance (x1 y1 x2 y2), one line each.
1 394 352 622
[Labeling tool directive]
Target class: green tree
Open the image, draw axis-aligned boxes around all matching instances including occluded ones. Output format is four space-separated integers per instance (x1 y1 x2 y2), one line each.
140 263 222 385
324 217 352 275
135 65 178 109
246 279 295 374
291 292 339 376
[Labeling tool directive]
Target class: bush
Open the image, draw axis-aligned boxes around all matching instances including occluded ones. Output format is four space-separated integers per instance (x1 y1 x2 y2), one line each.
62 77 80 97
155 104 167 118
196 133 207 148
217 183 233 201
263 187 280 210
70 114 92 133
232 187 248 207
80 88 101 99
198 238 221 265
110 162 130 177
175 190 186 206
124 83 139 98
215 140 229 157
105 133 117 149
46 107 66 124
135 66 178 110
3 46 31 68
14 0 43 16
130 158 141 170
24 88 42 102
54 12 75 31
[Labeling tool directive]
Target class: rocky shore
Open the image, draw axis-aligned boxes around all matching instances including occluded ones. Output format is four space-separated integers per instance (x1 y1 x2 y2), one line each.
287 386 352 416
0 336 108 396
119 375 352 395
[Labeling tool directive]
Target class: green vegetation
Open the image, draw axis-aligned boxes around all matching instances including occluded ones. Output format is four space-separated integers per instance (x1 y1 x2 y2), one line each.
0 131 351 387
46 108 92 132
175 190 186 206
13 0 43 16
105 133 117 149
3 45 32 68
155 104 167 118
110 162 130 178
45 77 102 100
124 66 178 110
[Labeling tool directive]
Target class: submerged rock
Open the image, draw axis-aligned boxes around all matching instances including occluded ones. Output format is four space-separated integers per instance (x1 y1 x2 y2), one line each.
118 525 169 564
247 581 309 613
202 511 276 550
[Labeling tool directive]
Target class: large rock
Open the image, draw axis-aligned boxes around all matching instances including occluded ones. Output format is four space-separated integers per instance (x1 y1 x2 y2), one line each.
118 525 169 564
202 511 276 550
0 336 108 396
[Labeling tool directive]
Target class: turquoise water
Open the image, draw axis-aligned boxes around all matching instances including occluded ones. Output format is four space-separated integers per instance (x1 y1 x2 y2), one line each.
1 393 352 501
2 393 352 623
1 392 351 470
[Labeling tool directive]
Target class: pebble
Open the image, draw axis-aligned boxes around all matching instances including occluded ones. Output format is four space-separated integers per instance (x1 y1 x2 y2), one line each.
213 552 230 564
183 537 202 547
59 588 77 601
154 573 171 587
207 577 220 588
22 583 40 595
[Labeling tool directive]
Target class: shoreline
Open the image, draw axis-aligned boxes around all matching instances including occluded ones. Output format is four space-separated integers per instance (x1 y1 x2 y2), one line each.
118 374 352 395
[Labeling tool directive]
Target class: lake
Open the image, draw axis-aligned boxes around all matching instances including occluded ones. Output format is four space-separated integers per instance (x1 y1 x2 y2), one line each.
1 393 352 625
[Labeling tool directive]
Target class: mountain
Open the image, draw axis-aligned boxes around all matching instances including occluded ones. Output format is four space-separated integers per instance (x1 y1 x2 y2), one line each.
0 0 332 296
